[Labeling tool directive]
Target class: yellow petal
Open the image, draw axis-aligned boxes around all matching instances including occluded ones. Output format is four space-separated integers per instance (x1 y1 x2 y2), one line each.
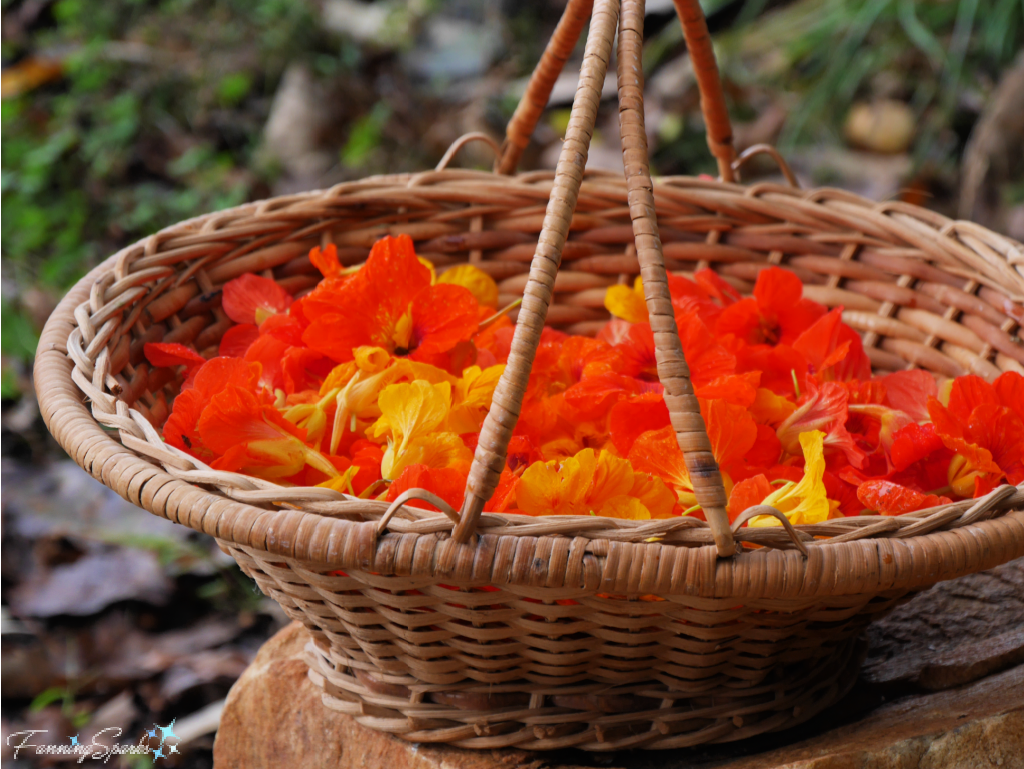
752 430 830 526
353 346 392 373
517 460 562 516
320 362 358 396
382 431 472 480
372 380 451 446
588 450 636 510
317 466 359 494
448 363 505 433
604 281 649 324
749 388 796 427
599 495 651 520
628 473 677 519
438 264 499 308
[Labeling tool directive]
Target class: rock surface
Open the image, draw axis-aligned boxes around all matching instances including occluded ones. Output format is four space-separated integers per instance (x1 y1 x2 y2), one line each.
214 560 1024 769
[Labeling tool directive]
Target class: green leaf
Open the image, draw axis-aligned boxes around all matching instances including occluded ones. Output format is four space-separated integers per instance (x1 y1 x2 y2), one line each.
218 72 253 106
1 302 40 362
341 102 391 167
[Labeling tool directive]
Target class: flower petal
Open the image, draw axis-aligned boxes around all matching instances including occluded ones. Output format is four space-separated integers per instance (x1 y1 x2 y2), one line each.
222 274 293 325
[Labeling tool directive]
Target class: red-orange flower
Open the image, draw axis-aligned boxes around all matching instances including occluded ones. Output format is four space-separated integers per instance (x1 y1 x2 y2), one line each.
163 358 263 459
857 480 952 515
929 374 1024 497
301 235 479 368
222 274 293 325
716 267 826 346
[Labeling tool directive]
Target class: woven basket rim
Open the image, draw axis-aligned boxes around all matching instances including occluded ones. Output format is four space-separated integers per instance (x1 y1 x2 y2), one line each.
35 170 1024 601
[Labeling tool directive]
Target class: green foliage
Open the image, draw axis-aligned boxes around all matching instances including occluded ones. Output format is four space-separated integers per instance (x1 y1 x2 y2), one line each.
1 367 21 400
1 302 40 361
718 0 1024 166
341 102 392 168
1 0 340 364
29 685 92 728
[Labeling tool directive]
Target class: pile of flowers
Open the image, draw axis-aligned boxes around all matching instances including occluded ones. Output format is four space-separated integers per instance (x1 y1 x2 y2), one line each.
146 235 1024 526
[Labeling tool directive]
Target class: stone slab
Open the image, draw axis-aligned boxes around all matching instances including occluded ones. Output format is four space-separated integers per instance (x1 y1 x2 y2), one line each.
213 622 1024 769
214 559 1024 769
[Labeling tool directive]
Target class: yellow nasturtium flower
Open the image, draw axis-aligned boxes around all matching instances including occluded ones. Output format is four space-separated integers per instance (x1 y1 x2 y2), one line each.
604 277 648 324
517 448 675 519
438 264 499 308
749 430 833 527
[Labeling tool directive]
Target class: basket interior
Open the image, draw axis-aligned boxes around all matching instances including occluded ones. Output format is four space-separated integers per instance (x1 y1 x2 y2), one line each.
91 171 1023 433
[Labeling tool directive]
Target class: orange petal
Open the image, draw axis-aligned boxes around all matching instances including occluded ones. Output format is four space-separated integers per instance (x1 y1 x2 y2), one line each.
189 357 262 397
727 474 773 522
221 274 293 325
310 243 342 278
857 480 951 515
879 370 936 422
948 375 999 423
703 398 758 468
410 284 480 355
219 324 259 358
387 464 467 512
144 342 205 370
994 371 1024 422
608 393 670 455
198 386 306 456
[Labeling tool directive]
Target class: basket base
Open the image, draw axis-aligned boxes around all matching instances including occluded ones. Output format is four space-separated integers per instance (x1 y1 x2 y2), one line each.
303 635 865 751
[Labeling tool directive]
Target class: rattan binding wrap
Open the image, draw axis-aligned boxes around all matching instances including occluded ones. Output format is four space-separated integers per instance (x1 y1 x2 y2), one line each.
35 0 1024 752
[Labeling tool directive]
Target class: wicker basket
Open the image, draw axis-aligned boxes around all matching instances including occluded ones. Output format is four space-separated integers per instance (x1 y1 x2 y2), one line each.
35 0 1024 752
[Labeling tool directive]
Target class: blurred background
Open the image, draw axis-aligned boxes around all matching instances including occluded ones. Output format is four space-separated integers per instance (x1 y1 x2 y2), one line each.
2 0 1023 764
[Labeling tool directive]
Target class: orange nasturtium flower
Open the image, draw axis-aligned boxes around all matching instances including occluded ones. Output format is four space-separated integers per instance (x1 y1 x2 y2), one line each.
198 385 338 480
517 448 676 519
300 235 481 366
857 480 952 515
928 373 1024 497
716 267 826 346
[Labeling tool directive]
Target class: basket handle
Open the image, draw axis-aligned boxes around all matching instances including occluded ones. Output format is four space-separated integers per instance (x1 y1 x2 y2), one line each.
496 0 735 181
454 0 736 557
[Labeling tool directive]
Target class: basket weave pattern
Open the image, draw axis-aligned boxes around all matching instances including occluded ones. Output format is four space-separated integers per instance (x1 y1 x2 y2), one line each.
34 0 1024 753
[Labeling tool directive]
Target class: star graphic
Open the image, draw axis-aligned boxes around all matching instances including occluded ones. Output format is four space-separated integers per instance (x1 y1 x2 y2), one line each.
148 728 157 739
69 735 79 746
157 719 179 745
152 747 164 760
169 744 179 754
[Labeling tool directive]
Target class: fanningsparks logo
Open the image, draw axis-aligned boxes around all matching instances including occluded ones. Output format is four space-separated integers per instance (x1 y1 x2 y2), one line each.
6 720 180 763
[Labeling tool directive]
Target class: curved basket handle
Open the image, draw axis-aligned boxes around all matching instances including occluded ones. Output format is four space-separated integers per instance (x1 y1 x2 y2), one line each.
454 0 736 557
454 0 621 543
496 0 594 175
617 0 733 555
497 0 735 181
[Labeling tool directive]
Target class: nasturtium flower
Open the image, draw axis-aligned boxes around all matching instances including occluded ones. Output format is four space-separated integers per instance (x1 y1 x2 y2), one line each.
792 307 871 381
448 364 505 434
857 480 952 515
777 381 865 468
301 235 480 367
748 430 832 526
222 274 294 326
716 267 826 346
438 264 499 309
928 373 1024 497
157 232 1017 531
628 427 697 509
517 448 674 519
198 385 337 480
163 358 262 459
